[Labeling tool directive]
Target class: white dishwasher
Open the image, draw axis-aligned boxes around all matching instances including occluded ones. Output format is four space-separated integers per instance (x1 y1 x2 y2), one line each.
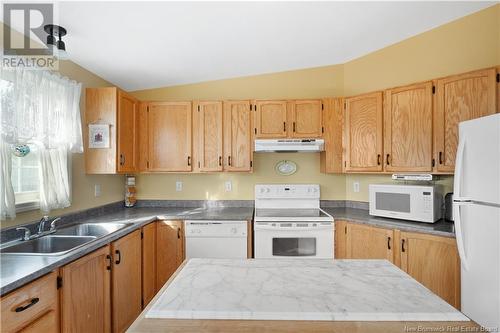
184 221 248 259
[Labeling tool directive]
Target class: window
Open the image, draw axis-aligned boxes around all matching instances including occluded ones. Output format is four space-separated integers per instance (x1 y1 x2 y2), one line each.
11 145 40 212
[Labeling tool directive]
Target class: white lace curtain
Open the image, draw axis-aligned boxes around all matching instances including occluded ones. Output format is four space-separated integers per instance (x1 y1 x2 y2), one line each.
0 69 82 219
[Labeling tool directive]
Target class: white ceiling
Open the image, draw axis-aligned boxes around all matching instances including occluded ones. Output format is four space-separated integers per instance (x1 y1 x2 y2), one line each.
25 2 500 90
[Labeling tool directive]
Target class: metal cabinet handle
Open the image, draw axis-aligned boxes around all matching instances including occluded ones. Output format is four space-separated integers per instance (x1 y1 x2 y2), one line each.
115 250 121 265
439 151 443 164
293 122 296 132
228 156 232 166
283 122 286 132
177 227 181 239
106 254 112 270
187 156 191 166
387 236 391 250
119 154 125 166
15 298 39 312
401 239 406 253
377 154 381 165
386 154 390 165
219 156 222 166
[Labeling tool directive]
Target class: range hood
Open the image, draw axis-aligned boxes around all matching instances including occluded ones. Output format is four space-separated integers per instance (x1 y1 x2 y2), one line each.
254 139 324 153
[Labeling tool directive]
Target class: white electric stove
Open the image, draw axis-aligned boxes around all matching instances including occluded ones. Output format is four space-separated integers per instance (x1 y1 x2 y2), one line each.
254 184 334 259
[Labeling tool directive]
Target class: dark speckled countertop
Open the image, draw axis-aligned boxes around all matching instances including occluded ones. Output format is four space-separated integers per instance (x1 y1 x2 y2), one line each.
0 206 254 296
323 207 455 238
0 203 455 296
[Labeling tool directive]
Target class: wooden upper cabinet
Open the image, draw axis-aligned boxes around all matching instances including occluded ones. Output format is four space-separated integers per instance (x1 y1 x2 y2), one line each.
111 230 142 333
147 102 192 172
345 223 394 262
223 101 253 171
400 231 460 308
85 87 138 174
320 98 344 173
254 100 288 138
137 102 149 172
60 246 111 333
434 68 497 172
195 101 223 172
156 221 185 289
384 82 433 172
344 92 383 172
117 91 138 173
289 100 323 138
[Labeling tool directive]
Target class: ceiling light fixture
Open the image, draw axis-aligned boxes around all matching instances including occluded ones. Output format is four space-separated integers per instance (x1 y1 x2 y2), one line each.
44 24 69 60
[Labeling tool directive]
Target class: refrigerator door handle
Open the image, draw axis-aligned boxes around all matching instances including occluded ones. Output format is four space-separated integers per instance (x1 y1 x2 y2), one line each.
453 138 472 202
453 202 469 271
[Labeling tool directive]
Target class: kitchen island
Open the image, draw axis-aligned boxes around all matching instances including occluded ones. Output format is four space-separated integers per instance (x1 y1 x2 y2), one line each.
128 259 478 333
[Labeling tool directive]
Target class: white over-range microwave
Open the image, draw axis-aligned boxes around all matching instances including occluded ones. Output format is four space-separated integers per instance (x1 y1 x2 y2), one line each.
369 184 443 223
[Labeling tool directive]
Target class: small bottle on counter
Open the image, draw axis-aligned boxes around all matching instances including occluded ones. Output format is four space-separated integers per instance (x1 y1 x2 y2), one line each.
125 175 137 208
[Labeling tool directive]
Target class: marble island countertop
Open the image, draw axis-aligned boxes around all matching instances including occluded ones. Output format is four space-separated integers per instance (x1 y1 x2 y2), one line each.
146 258 468 322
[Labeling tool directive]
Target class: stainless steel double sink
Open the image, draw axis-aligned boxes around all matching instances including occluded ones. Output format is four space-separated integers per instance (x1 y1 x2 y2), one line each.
0 222 133 256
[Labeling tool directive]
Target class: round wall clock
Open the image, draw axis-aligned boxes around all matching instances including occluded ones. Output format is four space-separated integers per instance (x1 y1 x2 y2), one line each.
275 160 297 175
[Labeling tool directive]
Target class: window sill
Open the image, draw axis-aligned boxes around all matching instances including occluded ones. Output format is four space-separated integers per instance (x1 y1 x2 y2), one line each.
15 201 40 213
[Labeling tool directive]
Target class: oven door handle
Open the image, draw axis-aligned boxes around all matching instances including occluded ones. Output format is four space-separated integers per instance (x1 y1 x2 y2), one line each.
254 225 333 231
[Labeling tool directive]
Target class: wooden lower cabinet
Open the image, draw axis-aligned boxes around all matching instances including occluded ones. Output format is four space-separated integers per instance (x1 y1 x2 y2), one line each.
1 271 59 333
111 230 142 333
400 231 461 309
335 221 460 308
345 223 394 262
60 246 111 333
157 220 185 289
142 222 157 307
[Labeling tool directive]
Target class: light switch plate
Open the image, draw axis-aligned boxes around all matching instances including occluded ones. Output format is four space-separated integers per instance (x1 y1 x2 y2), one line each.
94 184 101 197
353 182 360 193
225 181 232 192
176 181 183 192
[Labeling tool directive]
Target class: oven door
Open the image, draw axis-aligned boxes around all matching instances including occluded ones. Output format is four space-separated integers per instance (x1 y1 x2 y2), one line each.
254 222 334 259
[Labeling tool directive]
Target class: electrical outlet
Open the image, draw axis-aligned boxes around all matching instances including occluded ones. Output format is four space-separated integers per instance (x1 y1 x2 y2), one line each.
94 184 101 197
225 181 232 192
176 181 183 192
353 182 360 193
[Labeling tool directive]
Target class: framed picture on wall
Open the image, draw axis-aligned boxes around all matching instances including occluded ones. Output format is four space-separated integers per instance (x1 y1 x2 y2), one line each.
88 124 110 149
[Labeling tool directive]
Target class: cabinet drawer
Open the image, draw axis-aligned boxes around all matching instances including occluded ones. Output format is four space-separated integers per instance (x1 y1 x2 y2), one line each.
18 310 58 333
1 271 58 333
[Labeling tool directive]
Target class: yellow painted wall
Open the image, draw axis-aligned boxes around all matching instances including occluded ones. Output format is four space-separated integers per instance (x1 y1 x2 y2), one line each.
137 153 345 200
1 24 125 229
132 4 499 203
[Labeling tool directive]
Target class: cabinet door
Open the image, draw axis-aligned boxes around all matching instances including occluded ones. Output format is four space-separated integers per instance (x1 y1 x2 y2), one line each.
320 98 344 173
137 102 149 172
60 246 111 333
400 231 460 308
142 222 156 307
345 223 393 262
289 100 323 138
196 101 223 172
223 101 253 171
384 82 433 172
117 91 138 173
334 220 347 259
111 230 142 333
148 102 192 171
344 92 383 172
1 272 58 333
157 220 185 289
434 68 496 172
254 100 288 138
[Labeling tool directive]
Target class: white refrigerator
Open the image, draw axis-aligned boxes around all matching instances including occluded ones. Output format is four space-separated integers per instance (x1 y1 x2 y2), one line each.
453 113 500 330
